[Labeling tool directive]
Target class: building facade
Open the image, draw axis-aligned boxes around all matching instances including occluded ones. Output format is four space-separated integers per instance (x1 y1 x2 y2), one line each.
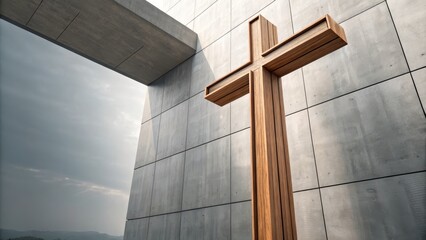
124 0 426 239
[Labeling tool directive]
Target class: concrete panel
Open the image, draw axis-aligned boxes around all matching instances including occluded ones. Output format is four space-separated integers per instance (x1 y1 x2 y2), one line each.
282 69 306 115
230 21 249 70
322 172 426 240
186 92 230 149
231 129 251 202
230 94 250 133
180 208 204 240
161 58 192 112
309 74 426 186
388 0 426 70
303 3 408 106
286 110 318 191
231 0 273 28
412 68 426 113
142 77 164 123
135 116 160 168
182 137 231 210
195 0 217 16
190 33 230 96
231 201 252 240
294 189 327 240
180 204 231 240
123 218 149 240
290 0 383 32
0 0 41 25
156 101 188 160
167 0 195 25
194 0 230 50
150 153 185 215
127 164 155 219
27 0 79 39
147 213 181 240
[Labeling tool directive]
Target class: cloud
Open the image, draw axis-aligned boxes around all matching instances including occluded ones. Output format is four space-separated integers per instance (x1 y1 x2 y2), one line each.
14 165 129 199
0 18 147 235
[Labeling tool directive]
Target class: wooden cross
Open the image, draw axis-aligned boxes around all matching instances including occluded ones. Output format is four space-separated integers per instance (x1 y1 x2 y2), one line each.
204 15 347 240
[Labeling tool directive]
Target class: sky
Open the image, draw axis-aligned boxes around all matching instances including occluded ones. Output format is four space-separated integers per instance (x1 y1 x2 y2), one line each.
0 19 147 236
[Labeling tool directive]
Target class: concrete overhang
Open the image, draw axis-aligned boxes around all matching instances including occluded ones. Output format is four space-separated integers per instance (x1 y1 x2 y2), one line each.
0 0 197 85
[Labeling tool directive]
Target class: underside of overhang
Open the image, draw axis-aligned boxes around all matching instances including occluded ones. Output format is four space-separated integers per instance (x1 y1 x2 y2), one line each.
0 0 197 85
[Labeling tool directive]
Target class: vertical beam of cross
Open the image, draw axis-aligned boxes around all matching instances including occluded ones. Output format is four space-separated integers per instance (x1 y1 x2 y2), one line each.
204 15 347 240
249 16 296 240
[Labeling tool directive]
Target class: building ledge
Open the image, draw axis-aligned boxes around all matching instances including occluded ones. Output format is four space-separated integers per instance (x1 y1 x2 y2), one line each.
0 0 197 85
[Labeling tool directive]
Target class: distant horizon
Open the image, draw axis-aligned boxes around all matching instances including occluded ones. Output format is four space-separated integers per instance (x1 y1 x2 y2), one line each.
0 228 123 237
0 228 124 240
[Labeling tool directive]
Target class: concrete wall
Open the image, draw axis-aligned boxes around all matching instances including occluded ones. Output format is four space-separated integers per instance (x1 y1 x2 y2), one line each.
124 0 426 239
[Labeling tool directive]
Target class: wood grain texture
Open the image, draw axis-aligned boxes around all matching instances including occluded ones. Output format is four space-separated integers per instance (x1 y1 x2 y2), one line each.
204 14 348 240
205 72 250 106
204 14 347 106
253 67 283 240
272 72 297 240
249 71 258 240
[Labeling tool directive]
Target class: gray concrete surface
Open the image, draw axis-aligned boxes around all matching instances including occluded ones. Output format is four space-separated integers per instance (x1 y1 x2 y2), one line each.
290 0 383 32
150 153 185 215
180 204 230 240
123 218 149 240
0 0 197 85
147 213 181 240
156 101 188 160
231 201 252 240
186 92 230 149
286 111 318 191
388 0 426 71
230 95 250 133
310 74 425 186
230 129 251 202
281 69 306 115
413 68 426 112
126 163 155 219
322 172 426 240
303 3 408 106
293 190 327 240
161 59 192 112
134 116 160 168
182 137 230 210
142 77 164 123
189 33 231 96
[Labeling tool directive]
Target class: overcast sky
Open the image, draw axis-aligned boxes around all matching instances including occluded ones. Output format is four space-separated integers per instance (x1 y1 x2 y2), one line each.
0 19 146 236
